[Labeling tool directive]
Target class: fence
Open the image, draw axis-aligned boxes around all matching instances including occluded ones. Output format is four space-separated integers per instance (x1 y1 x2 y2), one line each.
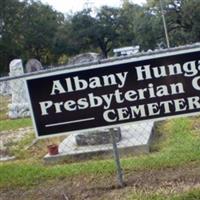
1 43 200 188
0 74 154 187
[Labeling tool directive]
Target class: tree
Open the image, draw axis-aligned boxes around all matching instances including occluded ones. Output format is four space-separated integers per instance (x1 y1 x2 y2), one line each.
0 0 26 72
1 0 199 73
53 18 81 64
70 9 96 53
146 0 200 47
68 7 121 58
0 0 64 73
93 6 121 57
120 0 156 50
120 0 160 50
21 1 64 64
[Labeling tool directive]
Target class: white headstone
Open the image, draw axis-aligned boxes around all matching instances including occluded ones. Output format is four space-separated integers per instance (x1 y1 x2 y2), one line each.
25 58 43 73
8 59 30 118
0 81 11 96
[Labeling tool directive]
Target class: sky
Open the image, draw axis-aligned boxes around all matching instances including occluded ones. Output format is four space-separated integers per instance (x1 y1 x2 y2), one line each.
40 0 147 14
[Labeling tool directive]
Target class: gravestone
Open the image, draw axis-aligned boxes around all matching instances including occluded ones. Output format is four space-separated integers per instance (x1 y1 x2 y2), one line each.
8 58 43 118
25 58 43 73
76 128 121 146
0 81 11 96
8 59 30 118
44 121 155 163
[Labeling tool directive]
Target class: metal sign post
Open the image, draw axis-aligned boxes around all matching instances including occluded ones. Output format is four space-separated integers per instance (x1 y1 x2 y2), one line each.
110 128 124 187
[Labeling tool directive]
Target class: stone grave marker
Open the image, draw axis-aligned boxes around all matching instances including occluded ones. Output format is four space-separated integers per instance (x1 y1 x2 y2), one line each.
25 58 43 73
8 58 43 118
8 59 29 118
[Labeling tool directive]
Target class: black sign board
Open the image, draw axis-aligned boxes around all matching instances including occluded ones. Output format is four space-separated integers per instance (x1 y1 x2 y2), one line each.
26 48 200 138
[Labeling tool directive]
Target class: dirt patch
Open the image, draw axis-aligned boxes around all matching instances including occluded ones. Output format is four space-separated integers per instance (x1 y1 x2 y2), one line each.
1 162 200 200
125 163 200 193
0 127 33 144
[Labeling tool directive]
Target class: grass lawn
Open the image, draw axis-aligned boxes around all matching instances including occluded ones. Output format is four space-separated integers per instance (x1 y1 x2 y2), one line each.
0 116 200 183
0 118 32 131
0 107 200 199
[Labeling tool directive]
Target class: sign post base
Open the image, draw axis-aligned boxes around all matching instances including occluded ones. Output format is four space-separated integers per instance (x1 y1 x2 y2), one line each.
110 128 124 187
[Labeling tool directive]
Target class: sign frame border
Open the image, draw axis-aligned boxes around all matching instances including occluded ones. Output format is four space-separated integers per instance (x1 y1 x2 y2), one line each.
25 47 200 138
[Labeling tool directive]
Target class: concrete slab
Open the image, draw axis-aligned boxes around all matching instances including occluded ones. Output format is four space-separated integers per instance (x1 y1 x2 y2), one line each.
0 156 16 162
44 121 155 164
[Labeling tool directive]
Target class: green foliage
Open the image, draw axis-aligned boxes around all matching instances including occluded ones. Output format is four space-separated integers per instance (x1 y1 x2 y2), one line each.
0 0 25 72
146 0 200 47
0 0 200 73
21 1 64 64
94 6 122 57
0 0 64 72
120 1 159 50
66 7 122 58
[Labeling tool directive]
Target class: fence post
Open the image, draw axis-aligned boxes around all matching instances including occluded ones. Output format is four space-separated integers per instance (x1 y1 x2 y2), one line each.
110 128 124 187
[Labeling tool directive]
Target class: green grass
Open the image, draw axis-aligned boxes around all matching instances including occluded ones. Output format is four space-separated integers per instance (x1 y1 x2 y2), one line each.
122 117 200 170
0 158 116 188
9 133 35 159
0 117 200 189
0 118 32 131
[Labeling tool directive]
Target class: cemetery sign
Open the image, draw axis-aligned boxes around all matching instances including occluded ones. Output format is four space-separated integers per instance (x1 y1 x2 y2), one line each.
26 48 200 138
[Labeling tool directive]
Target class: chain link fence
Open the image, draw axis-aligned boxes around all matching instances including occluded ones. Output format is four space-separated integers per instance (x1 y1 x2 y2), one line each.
0 46 169 164
0 67 154 164
1 44 200 190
